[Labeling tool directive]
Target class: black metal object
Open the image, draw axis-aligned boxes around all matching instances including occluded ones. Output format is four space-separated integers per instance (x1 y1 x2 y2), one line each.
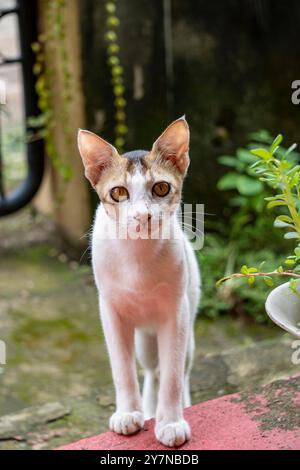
0 0 44 216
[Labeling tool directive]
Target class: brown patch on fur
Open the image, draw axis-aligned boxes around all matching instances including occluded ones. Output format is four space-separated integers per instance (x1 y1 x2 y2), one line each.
151 117 190 175
124 154 151 174
94 147 184 207
144 150 183 187
94 158 128 202
78 130 121 187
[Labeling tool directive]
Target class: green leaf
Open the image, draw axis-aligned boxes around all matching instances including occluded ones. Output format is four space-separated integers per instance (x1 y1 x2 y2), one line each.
236 148 256 164
273 220 294 229
267 201 286 209
248 129 273 144
236 175 263 196
217 172 239 191
270 134 283 153
289 279 300 296
283 143 298 158
250 160 263 169
295 247 300 257
265 194 285 201
250 148 273 160
287 165 300 176
284 232 299 240
248 276 255 285
263 276 274 287
285 258 296 265
218 156 239 169
277 266 284 273
240 265 249 275
31 42 41 53
248 267 258 273
275 215 293 224
259 261 266 271
228 195 248 207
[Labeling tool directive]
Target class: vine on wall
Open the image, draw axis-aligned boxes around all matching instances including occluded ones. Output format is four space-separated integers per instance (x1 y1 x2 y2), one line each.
30 0 73 195
30 0 128 200
105 1 128 153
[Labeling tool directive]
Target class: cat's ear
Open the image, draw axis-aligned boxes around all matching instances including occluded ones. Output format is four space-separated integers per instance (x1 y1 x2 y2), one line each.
78 129 119 187
151 116 190 175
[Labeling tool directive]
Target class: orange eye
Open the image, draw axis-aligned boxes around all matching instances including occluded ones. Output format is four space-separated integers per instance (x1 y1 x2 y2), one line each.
110 186 129 202
152 181 170 197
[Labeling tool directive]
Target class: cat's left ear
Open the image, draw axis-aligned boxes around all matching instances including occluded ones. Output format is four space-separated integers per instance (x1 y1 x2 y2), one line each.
151 116 190 175
78 129 119 187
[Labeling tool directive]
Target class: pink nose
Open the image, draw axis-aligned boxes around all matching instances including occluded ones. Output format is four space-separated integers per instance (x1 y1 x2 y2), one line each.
134 212 152 224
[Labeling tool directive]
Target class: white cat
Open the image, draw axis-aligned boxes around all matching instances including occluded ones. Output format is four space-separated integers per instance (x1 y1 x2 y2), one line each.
78 117 201 447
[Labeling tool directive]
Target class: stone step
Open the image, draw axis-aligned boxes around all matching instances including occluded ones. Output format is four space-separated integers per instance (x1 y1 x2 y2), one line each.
191 336 300 403
59 375 300 450
0 336 299 449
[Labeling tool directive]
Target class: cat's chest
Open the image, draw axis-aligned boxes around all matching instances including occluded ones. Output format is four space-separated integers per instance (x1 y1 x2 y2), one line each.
93 240 184 323
110 281 177 324
95 246 181 292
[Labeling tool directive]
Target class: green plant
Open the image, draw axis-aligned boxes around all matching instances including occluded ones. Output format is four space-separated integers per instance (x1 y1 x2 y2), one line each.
218 141 265 214
217 130 294 235
216 131 284 292
105 1 128 153
29 0 73 190
199 233 284 322
217 134 300 295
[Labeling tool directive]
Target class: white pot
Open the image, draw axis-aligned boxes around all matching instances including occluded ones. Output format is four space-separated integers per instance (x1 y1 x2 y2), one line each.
265 281 300 338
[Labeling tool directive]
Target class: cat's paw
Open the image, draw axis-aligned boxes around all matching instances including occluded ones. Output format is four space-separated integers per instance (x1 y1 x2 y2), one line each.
109 411 144 435
155 419 191 447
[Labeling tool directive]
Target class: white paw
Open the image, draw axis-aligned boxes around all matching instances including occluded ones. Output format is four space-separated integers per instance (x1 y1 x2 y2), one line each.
155 420 191 447
109 411 144 435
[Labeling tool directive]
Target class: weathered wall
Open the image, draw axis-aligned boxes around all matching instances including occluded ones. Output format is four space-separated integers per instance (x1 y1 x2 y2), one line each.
34 0 90 248
79 0 300 214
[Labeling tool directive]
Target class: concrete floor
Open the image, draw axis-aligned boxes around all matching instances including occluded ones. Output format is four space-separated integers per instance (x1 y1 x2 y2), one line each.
0 208 294 449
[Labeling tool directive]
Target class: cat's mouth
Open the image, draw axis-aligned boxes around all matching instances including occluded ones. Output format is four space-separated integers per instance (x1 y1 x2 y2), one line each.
114 217 164 240
103 207 176 240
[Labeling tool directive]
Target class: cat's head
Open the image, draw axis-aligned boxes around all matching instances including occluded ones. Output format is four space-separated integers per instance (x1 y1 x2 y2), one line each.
78 117 190 235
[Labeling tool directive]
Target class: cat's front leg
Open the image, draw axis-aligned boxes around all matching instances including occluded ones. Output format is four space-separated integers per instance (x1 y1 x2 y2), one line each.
155 296 191 447
100 298 144 435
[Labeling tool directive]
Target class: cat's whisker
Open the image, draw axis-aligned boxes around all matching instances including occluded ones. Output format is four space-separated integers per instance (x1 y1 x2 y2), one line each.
181 222 204 235
183 225 204 236
79 228 93 240
79 245 91 264
180 217 206 224
181 211 215 217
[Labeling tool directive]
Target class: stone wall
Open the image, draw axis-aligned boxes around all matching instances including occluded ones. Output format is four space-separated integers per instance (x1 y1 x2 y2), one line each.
79 0 300 213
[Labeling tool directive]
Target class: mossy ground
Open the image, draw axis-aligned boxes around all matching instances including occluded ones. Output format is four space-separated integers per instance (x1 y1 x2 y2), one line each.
0 209 284 448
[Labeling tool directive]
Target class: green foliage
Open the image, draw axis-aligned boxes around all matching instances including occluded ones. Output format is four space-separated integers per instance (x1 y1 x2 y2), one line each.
105 2 128 153
217 133 300 296
30 0 73 198
201 130 300 323
218 141 267 216
217 131 281 244
199 233 285 323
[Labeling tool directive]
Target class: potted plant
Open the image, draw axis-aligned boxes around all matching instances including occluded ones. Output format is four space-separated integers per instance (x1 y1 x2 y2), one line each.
217 134 300 338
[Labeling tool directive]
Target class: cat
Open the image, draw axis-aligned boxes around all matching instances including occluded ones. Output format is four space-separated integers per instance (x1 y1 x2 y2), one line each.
78 117 201 447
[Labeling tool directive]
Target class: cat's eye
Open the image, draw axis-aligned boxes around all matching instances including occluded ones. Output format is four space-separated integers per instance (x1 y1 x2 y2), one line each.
110 186 129 202
152 181 170 197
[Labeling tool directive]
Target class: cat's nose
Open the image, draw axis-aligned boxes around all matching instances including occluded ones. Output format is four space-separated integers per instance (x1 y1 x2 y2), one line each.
134 212 152 224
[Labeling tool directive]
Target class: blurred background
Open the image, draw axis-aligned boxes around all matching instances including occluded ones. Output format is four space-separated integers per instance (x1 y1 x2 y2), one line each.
0 0 300 449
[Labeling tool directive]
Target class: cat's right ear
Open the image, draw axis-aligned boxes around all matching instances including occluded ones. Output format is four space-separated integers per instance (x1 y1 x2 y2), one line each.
78 130 119 187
